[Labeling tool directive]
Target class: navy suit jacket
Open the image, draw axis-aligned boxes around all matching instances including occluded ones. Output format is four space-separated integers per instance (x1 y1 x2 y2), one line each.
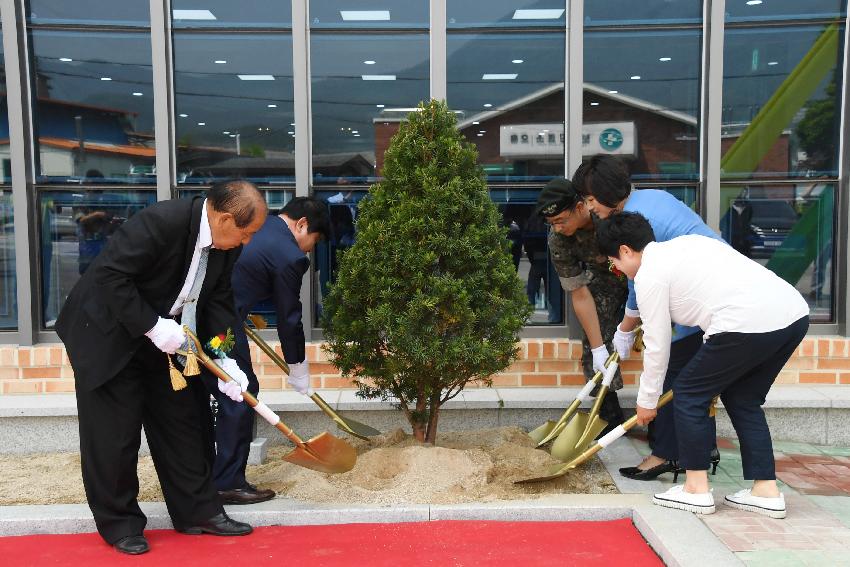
232 215 309 364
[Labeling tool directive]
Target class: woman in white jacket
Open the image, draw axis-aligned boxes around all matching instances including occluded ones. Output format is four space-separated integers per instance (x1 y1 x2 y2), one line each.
595 211 809 519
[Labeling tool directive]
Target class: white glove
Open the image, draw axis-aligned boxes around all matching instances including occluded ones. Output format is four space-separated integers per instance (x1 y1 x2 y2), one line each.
613 324 636 359
214 357 249 402
287 361 313 395
590 344 610 373
145 317 186 354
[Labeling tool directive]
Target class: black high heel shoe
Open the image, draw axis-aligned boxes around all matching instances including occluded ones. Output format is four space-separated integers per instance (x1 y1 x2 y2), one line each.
620 448 721 482
620 460 683 481
671 449 721 482
710 447 720 475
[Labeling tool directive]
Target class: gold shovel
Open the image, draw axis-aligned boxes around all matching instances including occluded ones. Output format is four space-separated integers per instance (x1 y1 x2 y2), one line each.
244 315 381 441
515 390 674 484
549 352 619 461
528 351 618 447
548 328 643 461
181 329 357 474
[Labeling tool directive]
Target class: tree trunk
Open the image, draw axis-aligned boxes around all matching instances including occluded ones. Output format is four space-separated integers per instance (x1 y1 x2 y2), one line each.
412 423 426 442
412 394 428 442
425 390 441 443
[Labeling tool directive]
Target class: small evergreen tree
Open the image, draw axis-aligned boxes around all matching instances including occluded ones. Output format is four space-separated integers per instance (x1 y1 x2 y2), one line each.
322 99 531 443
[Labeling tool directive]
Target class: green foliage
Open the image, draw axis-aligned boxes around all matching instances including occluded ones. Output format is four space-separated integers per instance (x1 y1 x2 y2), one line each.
797 79 838 172
245 144 266 158
322 100 531 442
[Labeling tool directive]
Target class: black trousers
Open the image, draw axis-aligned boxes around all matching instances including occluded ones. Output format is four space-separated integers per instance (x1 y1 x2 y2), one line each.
75 340 223 544
647 331 717 460
201 328 259 491
674 316 809 477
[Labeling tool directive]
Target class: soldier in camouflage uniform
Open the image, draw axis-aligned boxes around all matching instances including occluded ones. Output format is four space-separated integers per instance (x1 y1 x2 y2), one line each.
535 178 629 431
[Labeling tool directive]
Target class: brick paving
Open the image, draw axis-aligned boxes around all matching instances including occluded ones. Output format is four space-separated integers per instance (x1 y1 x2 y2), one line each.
624 435 850 566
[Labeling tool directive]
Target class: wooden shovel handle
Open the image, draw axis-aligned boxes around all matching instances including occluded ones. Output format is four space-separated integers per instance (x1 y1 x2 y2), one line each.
181 330 307 448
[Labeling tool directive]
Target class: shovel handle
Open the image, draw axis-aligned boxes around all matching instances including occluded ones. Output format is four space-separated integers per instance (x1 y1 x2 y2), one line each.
595 390 674 448
555 391 676 474
243 324 290 374
244 323 351 428
181 330 308 449
584 352 620 421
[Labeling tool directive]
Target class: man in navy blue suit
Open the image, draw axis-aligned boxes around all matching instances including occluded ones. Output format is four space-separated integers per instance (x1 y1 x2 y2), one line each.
205 196 330 504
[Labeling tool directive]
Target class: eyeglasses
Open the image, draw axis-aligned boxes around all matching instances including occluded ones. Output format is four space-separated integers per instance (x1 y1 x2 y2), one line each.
544 210 573 228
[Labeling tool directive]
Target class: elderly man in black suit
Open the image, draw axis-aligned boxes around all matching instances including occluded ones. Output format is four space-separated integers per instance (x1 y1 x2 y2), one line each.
56 180 267 555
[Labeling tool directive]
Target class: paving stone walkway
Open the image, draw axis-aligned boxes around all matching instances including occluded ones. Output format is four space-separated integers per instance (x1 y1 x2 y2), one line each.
624 434 850 566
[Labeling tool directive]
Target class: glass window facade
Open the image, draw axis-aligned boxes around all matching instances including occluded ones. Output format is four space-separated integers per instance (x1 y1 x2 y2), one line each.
719 183 835 322
27 1 150 27
312 190 367 325
173 33 295 184
310 33 429 185
584 28 702 181
447 32 567 182
29 29 156 184
446 7 566 326
0 34 6 183
448 1 566 28
0 26 15 330
310 1 428 29
172 1 292 29
719 4 846 323
39 190 157 327
725 1 846 23
721 23 844 179
583 1 702 26
0 190 14 330
1 1 848 336
490 189 563 324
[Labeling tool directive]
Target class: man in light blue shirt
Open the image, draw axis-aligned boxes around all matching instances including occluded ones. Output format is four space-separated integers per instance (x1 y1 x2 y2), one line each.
573 154 721 482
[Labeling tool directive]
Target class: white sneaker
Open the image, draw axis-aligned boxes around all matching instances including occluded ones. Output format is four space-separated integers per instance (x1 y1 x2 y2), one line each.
724 489 786 519
652 485 715 514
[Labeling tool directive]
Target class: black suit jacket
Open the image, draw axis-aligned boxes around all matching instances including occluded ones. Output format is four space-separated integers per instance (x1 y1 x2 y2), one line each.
56 197 241 391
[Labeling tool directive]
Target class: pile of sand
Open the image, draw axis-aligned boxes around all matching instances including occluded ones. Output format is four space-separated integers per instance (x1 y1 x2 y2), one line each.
0 427 616 506
251 426 616 505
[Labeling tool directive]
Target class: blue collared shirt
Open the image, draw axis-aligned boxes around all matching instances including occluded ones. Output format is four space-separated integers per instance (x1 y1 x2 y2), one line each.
623 189 724 343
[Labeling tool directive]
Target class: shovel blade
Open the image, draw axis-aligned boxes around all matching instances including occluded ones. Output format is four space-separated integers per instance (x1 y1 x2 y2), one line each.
550 413 591 462
574 414 608 452
282 431 357 474
335 416 382 440
536 421 568 447
514 461 579 484
528 420 557 445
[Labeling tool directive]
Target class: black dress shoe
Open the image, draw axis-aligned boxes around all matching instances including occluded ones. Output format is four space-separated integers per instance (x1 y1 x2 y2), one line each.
178 512 253 536
620 460 684 481
218 484 276 505
113 535 149 555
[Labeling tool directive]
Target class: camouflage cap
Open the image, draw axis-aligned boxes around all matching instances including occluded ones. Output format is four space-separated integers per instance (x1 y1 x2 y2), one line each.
534 178 579 217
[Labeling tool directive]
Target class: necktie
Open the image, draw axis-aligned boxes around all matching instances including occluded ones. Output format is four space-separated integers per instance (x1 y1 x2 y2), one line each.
177 246 209 365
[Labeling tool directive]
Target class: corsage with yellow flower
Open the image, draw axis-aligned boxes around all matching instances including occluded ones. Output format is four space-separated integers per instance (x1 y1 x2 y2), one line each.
207 328 235 359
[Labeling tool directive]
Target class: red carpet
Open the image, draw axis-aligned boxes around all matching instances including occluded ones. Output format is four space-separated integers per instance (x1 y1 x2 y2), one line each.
1 520 663 566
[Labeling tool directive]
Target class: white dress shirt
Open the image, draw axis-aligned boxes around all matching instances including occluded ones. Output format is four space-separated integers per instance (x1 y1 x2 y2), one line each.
635 235 809 409
169 199 213 316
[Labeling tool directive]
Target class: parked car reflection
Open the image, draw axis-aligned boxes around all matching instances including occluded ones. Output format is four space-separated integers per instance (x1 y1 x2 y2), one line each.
731 199 801 259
